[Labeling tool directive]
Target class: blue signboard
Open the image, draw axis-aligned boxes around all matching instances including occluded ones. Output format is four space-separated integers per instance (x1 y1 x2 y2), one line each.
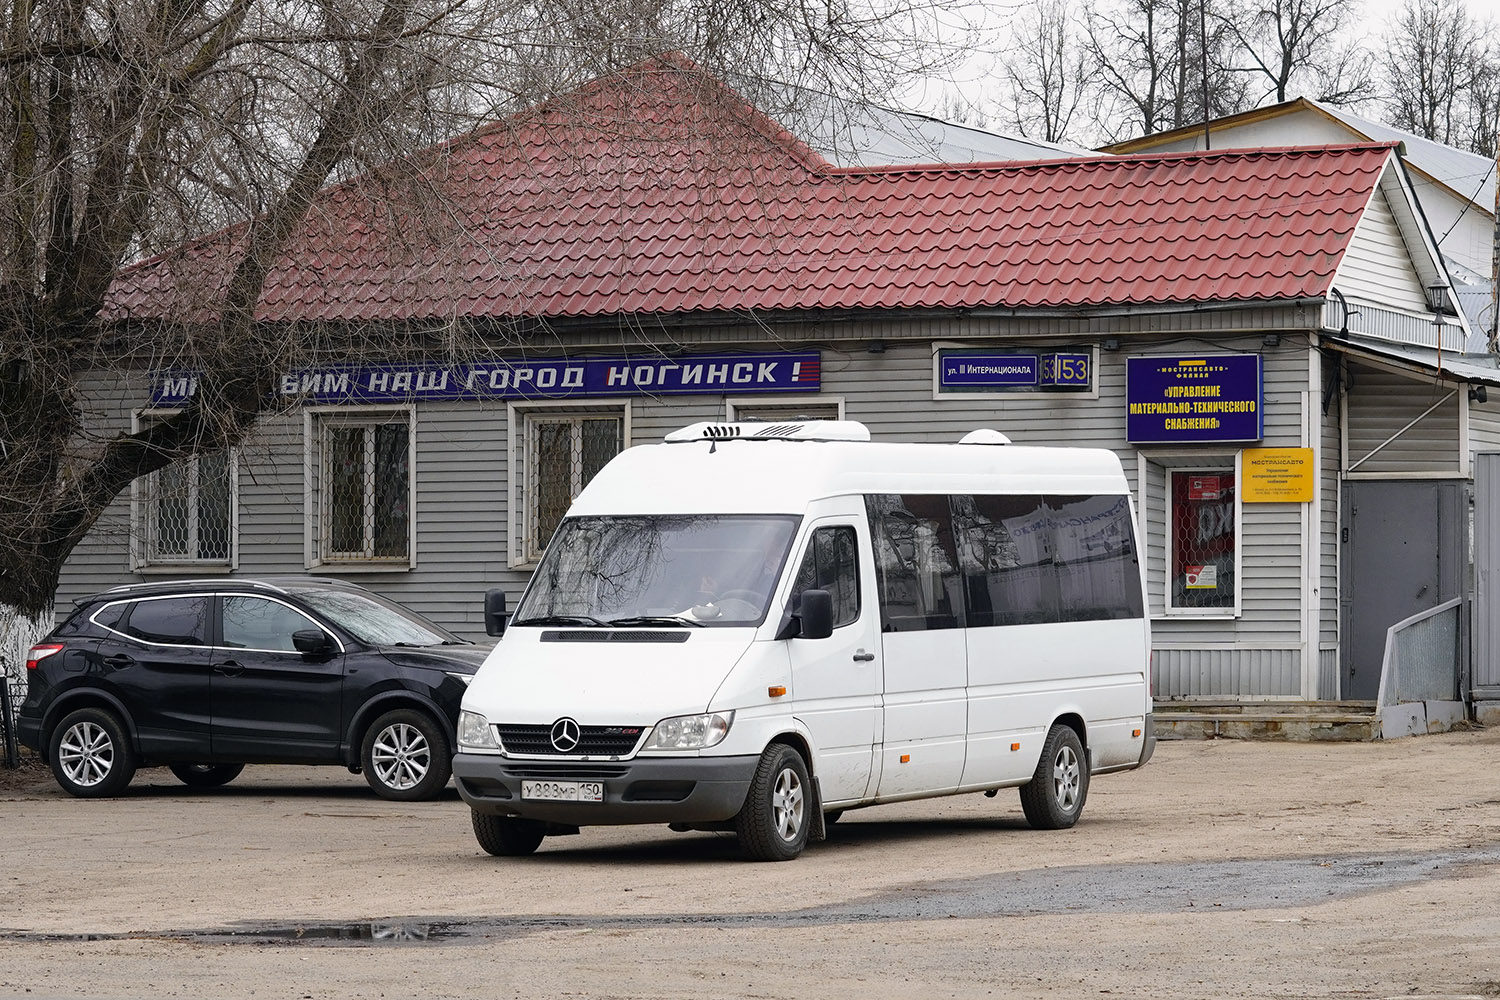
151 352 822 407
938 350 1093 392
1126 354 1263 444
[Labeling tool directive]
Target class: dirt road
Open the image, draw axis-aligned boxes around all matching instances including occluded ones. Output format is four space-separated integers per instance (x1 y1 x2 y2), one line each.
2 729 1499 999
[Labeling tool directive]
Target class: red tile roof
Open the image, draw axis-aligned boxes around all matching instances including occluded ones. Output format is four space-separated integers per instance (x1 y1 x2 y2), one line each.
105 61 1398 324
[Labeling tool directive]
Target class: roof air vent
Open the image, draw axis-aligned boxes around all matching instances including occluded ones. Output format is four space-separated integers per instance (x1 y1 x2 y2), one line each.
959 429 1012 445
665 420 872 443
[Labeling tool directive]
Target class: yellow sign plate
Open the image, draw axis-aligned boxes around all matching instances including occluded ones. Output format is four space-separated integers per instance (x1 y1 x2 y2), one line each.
1241 447 1315 503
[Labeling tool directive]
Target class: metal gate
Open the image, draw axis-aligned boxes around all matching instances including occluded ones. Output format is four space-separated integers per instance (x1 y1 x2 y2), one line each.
1340 480 1467 701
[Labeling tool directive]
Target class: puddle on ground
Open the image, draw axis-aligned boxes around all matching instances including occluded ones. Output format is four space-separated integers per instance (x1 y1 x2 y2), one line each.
4 846 1495 947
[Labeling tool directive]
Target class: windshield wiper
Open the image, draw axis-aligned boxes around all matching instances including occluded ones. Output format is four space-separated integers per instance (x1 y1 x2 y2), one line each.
607 615 705 628
511 614 613 628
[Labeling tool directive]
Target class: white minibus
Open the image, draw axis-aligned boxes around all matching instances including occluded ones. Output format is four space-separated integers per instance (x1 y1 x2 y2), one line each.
454 420 1154 861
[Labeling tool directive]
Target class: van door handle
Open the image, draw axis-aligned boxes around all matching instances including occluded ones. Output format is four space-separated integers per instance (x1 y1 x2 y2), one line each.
852 650 875 662
214 660 245 676
103 654 134 669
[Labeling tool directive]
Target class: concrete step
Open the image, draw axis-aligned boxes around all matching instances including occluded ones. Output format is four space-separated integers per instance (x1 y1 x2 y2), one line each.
1155 701 1380 742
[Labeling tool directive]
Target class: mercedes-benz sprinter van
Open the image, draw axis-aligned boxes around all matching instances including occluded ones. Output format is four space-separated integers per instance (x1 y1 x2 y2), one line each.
455 420 1153 861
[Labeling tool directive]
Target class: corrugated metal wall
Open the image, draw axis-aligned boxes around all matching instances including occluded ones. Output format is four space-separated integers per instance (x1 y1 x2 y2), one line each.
1474 451 1500 693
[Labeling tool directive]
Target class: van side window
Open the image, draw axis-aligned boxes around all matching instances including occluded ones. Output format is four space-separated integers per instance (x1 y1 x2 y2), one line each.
791 526 861 628
952 494 1056 626
1048 495 1145 621
865 494 963 631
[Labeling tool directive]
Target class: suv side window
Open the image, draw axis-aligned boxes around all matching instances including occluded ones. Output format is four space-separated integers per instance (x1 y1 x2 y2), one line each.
220 596 322 652
120 596 211 646
791 526 860 629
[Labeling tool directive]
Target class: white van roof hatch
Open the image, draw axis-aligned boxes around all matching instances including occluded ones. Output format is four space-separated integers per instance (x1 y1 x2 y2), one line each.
958 429 1012 445
664 420 873 443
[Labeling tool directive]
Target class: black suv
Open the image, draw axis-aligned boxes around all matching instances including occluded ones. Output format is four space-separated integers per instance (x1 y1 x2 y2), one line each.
17 578 489 800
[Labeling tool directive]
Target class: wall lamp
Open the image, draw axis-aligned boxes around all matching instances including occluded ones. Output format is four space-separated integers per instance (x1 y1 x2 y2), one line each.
1263 333 1280 347
867 340 886 354
1101 337 1120 352
1470 385 1489 404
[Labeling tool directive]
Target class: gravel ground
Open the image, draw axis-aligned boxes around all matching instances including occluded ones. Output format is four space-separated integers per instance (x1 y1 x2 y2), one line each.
2 730 1499 999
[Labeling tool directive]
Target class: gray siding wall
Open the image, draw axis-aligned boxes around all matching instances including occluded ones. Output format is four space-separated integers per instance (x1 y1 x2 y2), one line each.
1345 361 1462 475
56 317 1319 700
1470 401 1500 454
1320 374 1342 691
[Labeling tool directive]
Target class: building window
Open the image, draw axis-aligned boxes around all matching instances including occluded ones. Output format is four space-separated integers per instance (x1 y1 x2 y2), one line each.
726 396 843 422
515 405 625 564
311 409 413 566
1168 469 1237 612
132 411 236 569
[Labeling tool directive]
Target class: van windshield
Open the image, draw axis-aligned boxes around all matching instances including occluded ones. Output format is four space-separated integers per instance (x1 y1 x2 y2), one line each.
514 515 801 627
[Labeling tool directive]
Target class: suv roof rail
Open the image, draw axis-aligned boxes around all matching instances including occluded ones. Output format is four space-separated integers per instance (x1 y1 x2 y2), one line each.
102 578 290 595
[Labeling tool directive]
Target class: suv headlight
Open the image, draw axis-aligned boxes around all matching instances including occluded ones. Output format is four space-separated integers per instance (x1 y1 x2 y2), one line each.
458 710 499 750
644 712 733 750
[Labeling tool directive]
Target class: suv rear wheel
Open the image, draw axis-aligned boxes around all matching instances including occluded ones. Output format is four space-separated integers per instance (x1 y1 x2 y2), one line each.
50 707 136 798
361 708 451 801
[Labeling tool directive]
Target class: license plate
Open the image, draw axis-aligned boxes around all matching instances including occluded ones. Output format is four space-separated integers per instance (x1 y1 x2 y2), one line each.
521 780 604 802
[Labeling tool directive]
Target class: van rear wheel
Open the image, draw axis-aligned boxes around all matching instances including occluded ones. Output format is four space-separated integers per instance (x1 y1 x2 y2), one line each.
1019 724 1088 830
735 743 811 861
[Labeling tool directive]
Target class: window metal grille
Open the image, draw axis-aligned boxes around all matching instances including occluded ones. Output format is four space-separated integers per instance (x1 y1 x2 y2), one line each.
730 402 841 422
524 413 622 562
1169 470 1236 610
138 434 234 566
320 415 410 562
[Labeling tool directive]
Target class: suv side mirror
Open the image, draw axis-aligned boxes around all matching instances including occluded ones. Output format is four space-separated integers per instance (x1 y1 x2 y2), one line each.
797 589 834 640
484 589 509 637
292 629 335 658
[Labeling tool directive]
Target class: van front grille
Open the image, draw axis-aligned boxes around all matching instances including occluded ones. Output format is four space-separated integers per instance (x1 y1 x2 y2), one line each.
496 724 644 756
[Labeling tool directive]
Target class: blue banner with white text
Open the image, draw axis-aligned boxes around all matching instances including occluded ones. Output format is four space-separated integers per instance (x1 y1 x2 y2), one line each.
150 352 823 407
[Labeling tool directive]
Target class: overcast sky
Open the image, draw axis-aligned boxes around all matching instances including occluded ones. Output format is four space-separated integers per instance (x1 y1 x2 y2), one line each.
898 0 1418 126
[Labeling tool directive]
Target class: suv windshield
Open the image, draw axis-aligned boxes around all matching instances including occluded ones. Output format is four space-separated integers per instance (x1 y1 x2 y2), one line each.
516 515 800 627
297 588 461 646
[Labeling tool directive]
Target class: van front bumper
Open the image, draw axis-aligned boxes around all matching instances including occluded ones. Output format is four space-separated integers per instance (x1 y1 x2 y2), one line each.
453 752 759 825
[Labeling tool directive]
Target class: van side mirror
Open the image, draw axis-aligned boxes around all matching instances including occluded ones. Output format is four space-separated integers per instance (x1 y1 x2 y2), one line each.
292 629 335 658
797 589 834 640
484 589 509 637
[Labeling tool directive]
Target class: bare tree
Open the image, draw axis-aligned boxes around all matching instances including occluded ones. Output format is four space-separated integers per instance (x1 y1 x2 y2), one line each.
0 0 974 624
1081 0 1247 142
998 0 1096 143
1220 0 1372 105
1382 0 1500 155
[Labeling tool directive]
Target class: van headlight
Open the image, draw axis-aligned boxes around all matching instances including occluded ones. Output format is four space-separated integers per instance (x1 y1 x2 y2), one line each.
458 710 499 750
644 712 733 750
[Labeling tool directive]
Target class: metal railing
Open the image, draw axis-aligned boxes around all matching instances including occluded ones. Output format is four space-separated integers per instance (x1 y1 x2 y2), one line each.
1376 598 1464 736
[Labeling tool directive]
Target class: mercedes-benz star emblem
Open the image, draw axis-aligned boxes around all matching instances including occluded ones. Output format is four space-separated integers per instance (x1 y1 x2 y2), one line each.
550 717 582 753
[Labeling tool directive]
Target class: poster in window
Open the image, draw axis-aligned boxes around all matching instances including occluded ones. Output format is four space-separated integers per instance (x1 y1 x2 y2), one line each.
1171 471 1235 609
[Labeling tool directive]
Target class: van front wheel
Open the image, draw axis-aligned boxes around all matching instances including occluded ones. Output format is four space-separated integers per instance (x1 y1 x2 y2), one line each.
735 743 811 861
1019 725 1089 830
472 812 546 856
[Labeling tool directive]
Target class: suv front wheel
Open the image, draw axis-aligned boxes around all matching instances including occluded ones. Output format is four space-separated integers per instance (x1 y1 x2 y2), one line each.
360 708 451 801
50 707 137 798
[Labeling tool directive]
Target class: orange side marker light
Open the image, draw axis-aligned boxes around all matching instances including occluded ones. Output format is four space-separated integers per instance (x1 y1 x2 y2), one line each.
900 754 910 764
768 685 786 698
1011 742 1021 751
